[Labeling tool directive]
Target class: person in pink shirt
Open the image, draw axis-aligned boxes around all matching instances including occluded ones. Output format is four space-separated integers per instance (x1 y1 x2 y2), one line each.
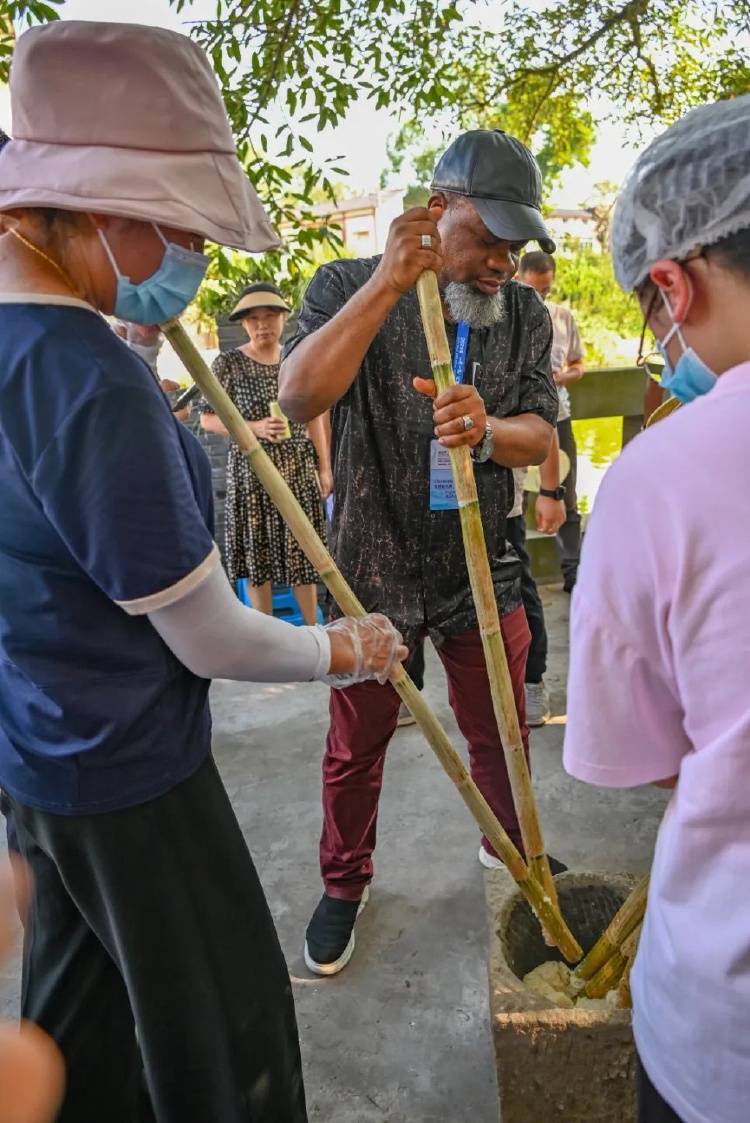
564 93 750 1123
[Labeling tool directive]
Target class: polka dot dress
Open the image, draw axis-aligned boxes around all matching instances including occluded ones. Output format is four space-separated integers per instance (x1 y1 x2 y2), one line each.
200 349 326 588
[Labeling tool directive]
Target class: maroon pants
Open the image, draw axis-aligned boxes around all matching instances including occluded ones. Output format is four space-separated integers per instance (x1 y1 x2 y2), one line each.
320 606 531 900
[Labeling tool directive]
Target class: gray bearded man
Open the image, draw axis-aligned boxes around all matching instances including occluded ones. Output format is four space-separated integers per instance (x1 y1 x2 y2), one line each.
280 130 565 975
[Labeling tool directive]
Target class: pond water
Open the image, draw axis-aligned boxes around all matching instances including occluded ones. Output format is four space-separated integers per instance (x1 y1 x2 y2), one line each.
572 417 623 516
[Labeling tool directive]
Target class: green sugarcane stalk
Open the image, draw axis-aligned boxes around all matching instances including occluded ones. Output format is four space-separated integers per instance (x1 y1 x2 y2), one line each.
415 270 558 909
161 316 582 963
574 874 649 982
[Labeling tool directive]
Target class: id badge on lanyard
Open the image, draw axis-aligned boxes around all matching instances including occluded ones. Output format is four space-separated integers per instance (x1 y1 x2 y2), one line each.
429 321 470 511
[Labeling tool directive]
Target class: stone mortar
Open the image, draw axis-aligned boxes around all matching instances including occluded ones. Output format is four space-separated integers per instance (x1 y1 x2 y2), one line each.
486 869 637 1123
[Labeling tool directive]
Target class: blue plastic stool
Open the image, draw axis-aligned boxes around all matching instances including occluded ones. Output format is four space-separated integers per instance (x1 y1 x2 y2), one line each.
236 580 323 626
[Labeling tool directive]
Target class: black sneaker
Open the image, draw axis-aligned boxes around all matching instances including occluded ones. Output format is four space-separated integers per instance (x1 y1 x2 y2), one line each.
304 887 370 976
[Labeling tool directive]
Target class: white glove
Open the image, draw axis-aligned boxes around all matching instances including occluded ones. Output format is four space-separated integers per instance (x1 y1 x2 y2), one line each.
322 614 405 689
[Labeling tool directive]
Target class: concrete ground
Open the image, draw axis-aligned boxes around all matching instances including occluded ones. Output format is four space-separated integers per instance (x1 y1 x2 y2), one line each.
0 587 666 1121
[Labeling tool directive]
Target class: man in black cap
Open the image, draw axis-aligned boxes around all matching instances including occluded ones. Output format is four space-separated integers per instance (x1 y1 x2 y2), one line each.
280 129 562 975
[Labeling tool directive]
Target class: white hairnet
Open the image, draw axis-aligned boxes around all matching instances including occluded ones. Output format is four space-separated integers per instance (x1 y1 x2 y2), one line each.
611 93 750 291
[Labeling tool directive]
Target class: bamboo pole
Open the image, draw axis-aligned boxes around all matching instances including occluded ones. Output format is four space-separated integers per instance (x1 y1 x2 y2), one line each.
582 948 626 999
645 397 681 428
161 317 582 963
619 919 643 964
617 972 632 1009
580 915 644 1002
616 920 643 1009
574 874 649 982
415 271 558 908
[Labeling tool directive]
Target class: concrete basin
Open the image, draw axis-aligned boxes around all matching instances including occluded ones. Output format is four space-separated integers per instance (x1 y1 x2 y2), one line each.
486 870 637 1123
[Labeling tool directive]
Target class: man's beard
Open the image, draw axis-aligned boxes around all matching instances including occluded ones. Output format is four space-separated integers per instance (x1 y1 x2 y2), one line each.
443 281 507 329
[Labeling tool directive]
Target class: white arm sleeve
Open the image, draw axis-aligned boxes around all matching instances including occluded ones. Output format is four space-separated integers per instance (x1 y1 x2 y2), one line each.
147 563 331 682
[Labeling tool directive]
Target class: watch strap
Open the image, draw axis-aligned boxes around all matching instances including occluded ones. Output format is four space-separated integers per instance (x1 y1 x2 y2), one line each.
470 423 494 463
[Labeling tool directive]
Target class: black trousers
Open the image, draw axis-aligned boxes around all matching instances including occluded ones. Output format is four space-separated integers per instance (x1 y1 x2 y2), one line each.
7 756 307 1123
556 416 581 588
505 514 547 683
407 638 426 691
637 1054 684 1123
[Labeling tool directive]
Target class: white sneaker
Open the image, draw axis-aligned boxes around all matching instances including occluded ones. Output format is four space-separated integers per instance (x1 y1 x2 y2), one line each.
478 845 504 870
480 845 568 876
525 681 550 727
396 702 416 727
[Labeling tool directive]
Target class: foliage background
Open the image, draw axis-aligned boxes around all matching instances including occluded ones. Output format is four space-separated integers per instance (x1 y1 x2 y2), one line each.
2 0 748 351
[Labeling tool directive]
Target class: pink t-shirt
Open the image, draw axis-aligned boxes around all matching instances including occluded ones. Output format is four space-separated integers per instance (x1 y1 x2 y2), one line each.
564 362 750 1123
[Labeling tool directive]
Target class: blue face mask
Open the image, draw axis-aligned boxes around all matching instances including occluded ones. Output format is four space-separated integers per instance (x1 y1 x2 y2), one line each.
656 290 717 404
98 225 209 325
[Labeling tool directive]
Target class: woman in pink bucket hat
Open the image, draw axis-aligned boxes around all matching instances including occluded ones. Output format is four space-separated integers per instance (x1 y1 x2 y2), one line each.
0 20 405 1123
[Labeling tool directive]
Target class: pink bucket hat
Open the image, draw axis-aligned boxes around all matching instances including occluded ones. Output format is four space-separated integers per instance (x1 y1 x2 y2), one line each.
0 21 280 252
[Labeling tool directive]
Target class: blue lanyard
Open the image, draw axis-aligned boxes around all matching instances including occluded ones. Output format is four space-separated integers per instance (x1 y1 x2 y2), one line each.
453 321 470 384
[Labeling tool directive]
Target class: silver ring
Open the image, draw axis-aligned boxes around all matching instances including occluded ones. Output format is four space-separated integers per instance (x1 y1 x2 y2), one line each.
420 233 432 249
462 415 475 431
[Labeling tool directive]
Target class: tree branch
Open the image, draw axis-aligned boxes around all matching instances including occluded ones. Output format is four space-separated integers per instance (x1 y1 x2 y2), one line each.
519 72 559 143
521 0 650 78
627 12 663 115
461 0 651 137
246 0 305 128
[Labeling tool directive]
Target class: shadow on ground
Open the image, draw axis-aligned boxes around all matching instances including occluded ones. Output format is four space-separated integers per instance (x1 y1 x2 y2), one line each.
0 587 665 1122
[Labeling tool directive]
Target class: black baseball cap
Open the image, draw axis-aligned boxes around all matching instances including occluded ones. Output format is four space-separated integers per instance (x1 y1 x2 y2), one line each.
432 129 556 254
0 129 9 152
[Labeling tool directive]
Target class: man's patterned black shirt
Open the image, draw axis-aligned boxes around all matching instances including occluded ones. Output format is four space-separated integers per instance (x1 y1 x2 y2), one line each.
283 257 558 648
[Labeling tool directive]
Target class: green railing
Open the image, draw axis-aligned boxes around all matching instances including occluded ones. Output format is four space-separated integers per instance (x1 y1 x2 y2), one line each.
526 366 649 582
568 366 648 448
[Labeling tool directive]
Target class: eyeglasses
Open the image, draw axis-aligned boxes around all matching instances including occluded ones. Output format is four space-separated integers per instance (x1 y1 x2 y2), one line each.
635 247 704 381
636 285 662 379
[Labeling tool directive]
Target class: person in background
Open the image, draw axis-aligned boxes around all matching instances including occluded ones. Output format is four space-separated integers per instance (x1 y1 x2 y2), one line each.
114 320 193 422
395 638 425 727
0 22 404 1122
643 371 667 421
505 449 566 726
518 251 585 592
564 93 750 1123
281 129 566 977
200 282 330 624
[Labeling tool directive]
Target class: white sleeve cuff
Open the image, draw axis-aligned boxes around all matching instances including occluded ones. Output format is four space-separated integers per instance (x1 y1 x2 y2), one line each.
116 544 221 616
147 562 333 683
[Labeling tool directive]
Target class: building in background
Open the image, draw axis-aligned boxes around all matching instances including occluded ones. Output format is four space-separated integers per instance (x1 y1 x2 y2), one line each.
544 209 597 250
310 191 597 256
309 187 406 255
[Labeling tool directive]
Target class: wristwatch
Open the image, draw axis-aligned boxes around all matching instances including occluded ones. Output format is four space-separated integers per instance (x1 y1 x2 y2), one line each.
539 486 566 501
470 423 495 464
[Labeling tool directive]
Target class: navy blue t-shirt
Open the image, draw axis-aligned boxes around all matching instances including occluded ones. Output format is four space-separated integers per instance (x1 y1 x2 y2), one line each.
0 297 218 814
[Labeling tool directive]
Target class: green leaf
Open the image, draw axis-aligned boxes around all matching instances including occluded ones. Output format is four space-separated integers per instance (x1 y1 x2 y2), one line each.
4 0 737 301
